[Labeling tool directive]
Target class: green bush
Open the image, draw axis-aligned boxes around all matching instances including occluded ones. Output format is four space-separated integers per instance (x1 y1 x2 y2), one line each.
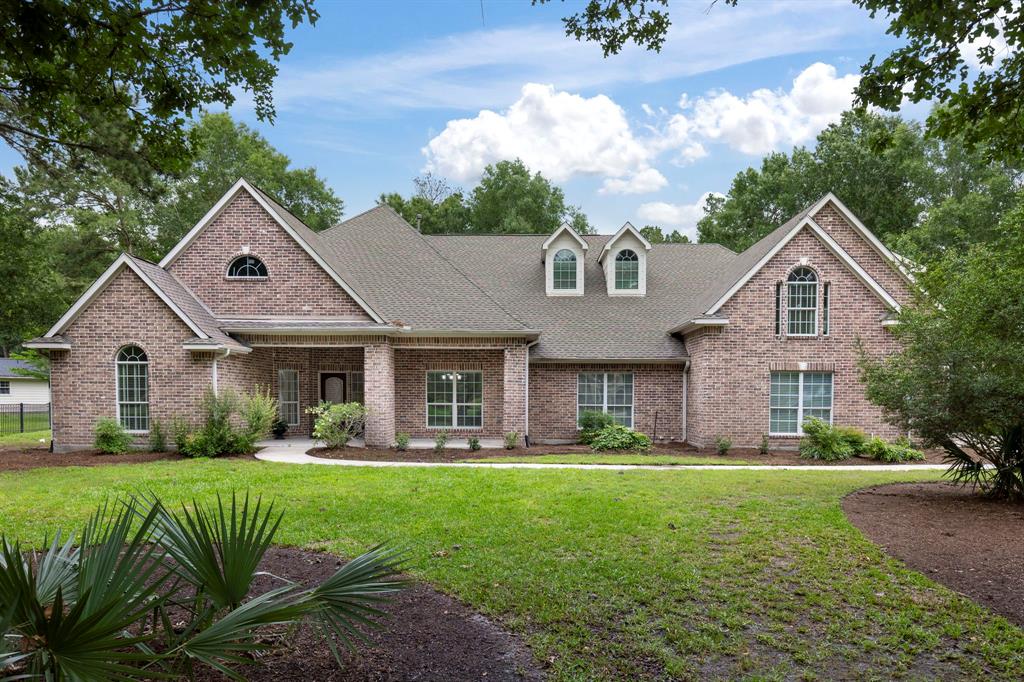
174 388 257 458
799 418 856 461
93 418 132 454
394 432 410 451
759 434 770 455
835 425 868 452
434 430 448 453
862 435 925 462
714 435 732 456
242 385 278 439
589 424 651 452
307 401 368 448
148 419 166 452
578 410 615 444
504 431 519 449
468 436 481 451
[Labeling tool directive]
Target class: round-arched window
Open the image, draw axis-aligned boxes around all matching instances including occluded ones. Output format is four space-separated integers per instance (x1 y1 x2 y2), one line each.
614 249 639 290
553 249 577 290
787 267 818 335
227 255 268 278
116 345 149 432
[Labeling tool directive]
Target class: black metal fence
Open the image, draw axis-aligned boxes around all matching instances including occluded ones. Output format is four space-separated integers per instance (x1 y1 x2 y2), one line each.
0 403 51 434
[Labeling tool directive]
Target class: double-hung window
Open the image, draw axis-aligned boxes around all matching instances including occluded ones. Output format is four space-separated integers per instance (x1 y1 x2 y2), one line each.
427 371 482 428
787 267 818 336
278 369 300 426
770 371 833 435
0 380 8 395
577 372 634 427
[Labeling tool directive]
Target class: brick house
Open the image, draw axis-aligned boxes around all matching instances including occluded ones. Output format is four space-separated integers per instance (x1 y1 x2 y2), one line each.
26 179 915 452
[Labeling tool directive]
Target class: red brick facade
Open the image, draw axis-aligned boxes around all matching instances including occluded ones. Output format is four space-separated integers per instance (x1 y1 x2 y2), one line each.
166 192 372 319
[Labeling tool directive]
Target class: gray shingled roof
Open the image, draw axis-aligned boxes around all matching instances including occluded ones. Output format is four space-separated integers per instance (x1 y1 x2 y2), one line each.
0 359 42 379
429 234 736 360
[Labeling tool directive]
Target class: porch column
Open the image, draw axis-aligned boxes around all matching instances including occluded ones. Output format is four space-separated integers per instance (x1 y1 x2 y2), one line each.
363 342 395 449
502 344 528 446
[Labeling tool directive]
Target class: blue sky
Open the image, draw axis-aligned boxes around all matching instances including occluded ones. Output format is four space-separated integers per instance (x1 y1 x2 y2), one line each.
5 0 915 236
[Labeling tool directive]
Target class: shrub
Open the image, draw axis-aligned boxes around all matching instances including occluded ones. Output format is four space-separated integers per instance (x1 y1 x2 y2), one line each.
578 410 615 444
759 433 770 456
174 388 258 458
862 435 926 463
307 401 368 448
242 385 278 439
468 436 481 451
434 430 448 453
504 431 519 449
799 418 855 461
149 419 167 452
394 432 410 451
93 417 132 454
0 492 404 680
589 424 651 452
835 425 868 452
714 436 732 456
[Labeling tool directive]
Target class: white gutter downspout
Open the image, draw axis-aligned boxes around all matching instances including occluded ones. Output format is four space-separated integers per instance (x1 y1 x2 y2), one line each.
524 339 540 446
682 359 690 444
212 348 231 395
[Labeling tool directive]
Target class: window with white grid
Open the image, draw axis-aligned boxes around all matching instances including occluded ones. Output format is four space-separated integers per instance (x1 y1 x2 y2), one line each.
278 369 299 426
770 371 833 435
787 267 818 336
116 345 149 432
426 371 482 428
552 249 577 290
614 250 639 290
577 372 634 427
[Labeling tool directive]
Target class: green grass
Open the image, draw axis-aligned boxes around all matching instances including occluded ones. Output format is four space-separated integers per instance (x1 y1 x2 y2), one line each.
0 411 50 434
464 453 760 465
0 429 50 447
0 460 1021 679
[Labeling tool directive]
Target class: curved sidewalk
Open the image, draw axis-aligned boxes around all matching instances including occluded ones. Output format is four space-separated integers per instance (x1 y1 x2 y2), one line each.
254 439 947 472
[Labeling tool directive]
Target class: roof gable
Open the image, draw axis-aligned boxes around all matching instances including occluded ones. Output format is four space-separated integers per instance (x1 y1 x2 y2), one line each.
598 222 652 263
542 223 588 253
159 178 384 323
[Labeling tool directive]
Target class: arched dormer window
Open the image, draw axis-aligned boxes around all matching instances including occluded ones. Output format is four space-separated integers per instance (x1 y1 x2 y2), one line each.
227 255 267 279
615 249 639 290
787 267 818 336
553 249 577 290
116 345 149 432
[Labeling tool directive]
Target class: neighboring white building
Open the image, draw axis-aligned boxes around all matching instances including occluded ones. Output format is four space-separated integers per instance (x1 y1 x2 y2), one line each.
0 359 50 405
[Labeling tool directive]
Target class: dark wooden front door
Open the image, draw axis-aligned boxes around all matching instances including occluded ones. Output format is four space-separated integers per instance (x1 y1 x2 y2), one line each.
320 373 346 404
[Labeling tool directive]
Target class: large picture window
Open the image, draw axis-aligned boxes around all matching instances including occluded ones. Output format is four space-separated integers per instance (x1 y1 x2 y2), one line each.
770 371 833 435
116 345 149 432
426 371 482 428
577 372 634 427
614 250 639 290
787 267 818 336
552 249 577 290
278 369 299 426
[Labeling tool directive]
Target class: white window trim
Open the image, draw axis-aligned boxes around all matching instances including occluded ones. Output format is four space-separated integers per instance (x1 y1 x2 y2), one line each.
576 372 635 429
786 276 819 338
225 255 269 280
0 380 8 395
425 370 483 430
545 245 584 297
278 368 300 426
769 372 834 437
115 348 149 434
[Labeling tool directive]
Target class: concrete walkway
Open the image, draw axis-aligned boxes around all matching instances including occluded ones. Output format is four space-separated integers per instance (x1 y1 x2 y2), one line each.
254 438 948 472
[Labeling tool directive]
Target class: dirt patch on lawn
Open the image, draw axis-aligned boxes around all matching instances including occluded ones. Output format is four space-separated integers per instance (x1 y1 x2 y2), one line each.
843 482 1024 626
309 441 944 466
193 546 543 681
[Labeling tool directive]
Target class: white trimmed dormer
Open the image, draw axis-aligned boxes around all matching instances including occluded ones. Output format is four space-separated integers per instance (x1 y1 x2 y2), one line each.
598 222 652 296
542 223 588 296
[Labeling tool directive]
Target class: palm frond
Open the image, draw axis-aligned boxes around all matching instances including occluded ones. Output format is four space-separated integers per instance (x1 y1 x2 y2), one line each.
32 533 79 607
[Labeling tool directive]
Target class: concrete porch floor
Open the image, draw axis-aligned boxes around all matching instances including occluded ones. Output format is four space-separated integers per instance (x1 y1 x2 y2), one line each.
258 436 505 450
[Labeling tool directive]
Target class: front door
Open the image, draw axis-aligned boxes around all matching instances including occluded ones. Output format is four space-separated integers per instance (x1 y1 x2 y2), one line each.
320 373 346 404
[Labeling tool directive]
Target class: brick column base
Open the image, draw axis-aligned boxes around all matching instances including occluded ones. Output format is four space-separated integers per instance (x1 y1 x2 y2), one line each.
502 345 528 446
364 343 395 448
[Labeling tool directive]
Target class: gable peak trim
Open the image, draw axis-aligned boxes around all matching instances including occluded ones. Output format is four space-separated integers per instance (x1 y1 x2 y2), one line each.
542 222 588 253
598 221 652 263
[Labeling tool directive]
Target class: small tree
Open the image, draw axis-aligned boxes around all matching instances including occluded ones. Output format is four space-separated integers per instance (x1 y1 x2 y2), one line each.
860 212 1024 499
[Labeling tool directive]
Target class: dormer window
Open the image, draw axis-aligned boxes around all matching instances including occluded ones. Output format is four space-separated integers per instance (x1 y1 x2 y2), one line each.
615 250 639 290
227 255 267 279
553 249 577 290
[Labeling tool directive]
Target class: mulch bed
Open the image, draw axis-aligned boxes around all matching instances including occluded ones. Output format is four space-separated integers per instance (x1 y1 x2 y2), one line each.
309 442 945 466
843 482 1024 626
0 446 182 472
192 546 543 681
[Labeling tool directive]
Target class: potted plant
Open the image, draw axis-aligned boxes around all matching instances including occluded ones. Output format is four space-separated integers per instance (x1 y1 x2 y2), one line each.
271 417 289 439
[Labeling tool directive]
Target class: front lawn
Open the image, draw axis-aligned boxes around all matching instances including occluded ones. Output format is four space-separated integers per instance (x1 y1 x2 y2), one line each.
464 453 760 465
0 429 50 448
0 460 1021 679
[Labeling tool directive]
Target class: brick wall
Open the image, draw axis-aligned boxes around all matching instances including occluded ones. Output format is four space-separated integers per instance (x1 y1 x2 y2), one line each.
686 218 906 449
167 191 372 319
364 343 395 448
503 345 528 445
529 362 685 443
49 268 213 451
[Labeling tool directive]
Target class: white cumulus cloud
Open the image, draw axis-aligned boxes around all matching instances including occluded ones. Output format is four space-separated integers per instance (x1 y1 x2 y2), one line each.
423 83 656 185
664 62 860 157
637 192 724 239
600 168 668 195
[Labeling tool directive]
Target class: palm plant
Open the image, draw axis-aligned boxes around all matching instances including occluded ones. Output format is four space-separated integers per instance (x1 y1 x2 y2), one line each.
0 493 404 681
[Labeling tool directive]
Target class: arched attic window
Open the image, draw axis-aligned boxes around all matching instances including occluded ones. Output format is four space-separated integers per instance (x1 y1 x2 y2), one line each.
615 249 639 290
553 249 577 290
227 255 268 279
116 345 149 432
787 267 818 336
